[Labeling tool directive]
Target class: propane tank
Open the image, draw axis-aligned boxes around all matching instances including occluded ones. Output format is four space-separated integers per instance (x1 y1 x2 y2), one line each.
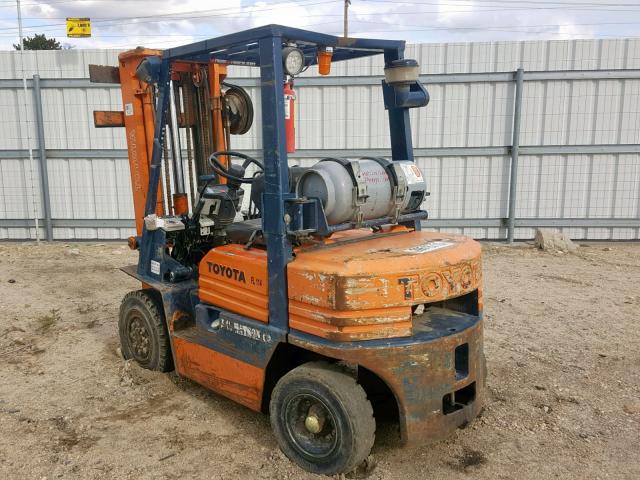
297 158 427 225
283 81 296 153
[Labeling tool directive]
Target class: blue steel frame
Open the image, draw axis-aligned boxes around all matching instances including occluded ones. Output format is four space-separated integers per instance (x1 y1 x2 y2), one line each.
141 24 418 332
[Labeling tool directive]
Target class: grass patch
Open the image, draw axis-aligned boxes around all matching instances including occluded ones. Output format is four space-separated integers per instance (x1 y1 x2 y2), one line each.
36 309 61 333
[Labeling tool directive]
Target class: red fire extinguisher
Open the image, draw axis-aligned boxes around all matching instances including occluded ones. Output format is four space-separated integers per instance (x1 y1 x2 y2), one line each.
283 81 296 153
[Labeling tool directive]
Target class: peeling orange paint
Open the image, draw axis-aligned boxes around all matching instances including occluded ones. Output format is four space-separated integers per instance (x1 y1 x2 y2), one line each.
198 229 482 341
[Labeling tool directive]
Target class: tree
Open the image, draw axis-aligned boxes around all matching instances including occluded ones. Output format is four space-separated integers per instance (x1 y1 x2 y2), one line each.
13 34 62 50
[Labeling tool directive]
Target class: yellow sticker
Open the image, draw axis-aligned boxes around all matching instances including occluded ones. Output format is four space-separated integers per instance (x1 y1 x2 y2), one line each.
66 18 91 38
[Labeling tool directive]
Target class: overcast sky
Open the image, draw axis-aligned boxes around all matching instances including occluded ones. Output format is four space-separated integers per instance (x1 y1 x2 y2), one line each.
1 0 639 50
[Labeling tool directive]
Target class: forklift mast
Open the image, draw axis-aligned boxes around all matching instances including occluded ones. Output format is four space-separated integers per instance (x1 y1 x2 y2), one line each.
92 50 230 234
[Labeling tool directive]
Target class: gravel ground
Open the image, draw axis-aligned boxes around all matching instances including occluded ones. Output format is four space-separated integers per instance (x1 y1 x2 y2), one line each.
0 241 638 479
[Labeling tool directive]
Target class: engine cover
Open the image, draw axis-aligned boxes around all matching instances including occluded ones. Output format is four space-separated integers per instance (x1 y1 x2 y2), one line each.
198 229 481 341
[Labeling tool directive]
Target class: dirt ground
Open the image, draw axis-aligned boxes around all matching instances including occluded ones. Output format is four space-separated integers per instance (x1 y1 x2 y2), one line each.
0 240 639 480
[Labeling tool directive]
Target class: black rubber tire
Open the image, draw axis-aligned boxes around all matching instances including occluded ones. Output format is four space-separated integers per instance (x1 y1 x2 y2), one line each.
118 290 173 372
269 362 375 475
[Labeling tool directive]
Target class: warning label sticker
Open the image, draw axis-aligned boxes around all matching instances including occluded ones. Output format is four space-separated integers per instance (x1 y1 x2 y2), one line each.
150 260 160 275
399 162 423 184
404 241 453 254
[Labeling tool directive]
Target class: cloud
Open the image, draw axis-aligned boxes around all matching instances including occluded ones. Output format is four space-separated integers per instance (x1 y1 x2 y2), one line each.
436 0 475 22
0 0 637 50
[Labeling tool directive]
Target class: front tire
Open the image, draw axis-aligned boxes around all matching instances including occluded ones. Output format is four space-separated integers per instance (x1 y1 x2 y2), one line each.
269 362 375 475
118 290 173 372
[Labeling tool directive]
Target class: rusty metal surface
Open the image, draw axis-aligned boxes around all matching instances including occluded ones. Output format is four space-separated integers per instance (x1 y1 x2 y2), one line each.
287 229 483 340
88 64 121 84
121 265 270 412
93 110 125 128
120 265 189 293
290 230 482 310
289 310 486 444
195 230 482 341
173 336 265 411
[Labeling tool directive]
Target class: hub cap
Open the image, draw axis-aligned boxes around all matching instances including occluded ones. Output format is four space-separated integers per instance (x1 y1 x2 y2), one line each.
284 393 338 459
128 315 151 361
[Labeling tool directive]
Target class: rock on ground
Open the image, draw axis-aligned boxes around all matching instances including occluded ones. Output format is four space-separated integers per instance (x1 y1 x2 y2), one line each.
534 228 577 252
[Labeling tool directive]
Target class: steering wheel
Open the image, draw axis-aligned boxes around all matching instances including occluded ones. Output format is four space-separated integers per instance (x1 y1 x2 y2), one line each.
207 150 263 184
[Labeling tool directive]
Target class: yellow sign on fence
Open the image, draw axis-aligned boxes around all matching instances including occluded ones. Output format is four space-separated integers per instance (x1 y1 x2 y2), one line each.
66 18 91 38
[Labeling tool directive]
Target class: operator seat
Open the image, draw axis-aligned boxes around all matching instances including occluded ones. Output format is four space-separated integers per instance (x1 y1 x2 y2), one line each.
225 218 265 246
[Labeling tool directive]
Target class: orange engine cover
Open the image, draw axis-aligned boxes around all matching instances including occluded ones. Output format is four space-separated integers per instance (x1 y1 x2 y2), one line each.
198 230 482 341
199 245 269 322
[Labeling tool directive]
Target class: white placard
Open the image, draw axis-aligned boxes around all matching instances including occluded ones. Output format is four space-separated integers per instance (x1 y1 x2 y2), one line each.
150 260 160 275
399 162 423 184
404 241 453 254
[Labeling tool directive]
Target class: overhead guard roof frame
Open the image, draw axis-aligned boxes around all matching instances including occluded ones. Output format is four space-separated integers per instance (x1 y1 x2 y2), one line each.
162 24 406 64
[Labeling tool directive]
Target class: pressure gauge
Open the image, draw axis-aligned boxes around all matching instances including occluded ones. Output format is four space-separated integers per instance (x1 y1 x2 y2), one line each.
282 46 305 76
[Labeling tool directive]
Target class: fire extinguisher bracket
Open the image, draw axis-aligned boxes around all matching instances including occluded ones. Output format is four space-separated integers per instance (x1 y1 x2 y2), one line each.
284 81 296 153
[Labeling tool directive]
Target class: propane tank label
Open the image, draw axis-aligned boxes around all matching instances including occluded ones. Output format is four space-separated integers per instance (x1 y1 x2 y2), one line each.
400 162 423 184
361 168 389 185
404 241 453 254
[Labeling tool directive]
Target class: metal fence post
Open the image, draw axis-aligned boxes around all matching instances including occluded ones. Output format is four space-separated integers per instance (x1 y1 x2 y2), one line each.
507 67 524 243
32 74 53 240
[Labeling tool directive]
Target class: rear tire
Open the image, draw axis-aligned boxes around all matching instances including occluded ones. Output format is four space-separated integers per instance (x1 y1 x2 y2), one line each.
269 362 375 475
118 290 173 372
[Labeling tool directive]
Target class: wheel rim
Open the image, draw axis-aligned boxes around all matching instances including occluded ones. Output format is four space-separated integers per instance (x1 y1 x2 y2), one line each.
283 393 339 460
127 314 151 362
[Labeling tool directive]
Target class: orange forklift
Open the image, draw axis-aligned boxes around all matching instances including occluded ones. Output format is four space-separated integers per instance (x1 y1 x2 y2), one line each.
91 25 485 475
